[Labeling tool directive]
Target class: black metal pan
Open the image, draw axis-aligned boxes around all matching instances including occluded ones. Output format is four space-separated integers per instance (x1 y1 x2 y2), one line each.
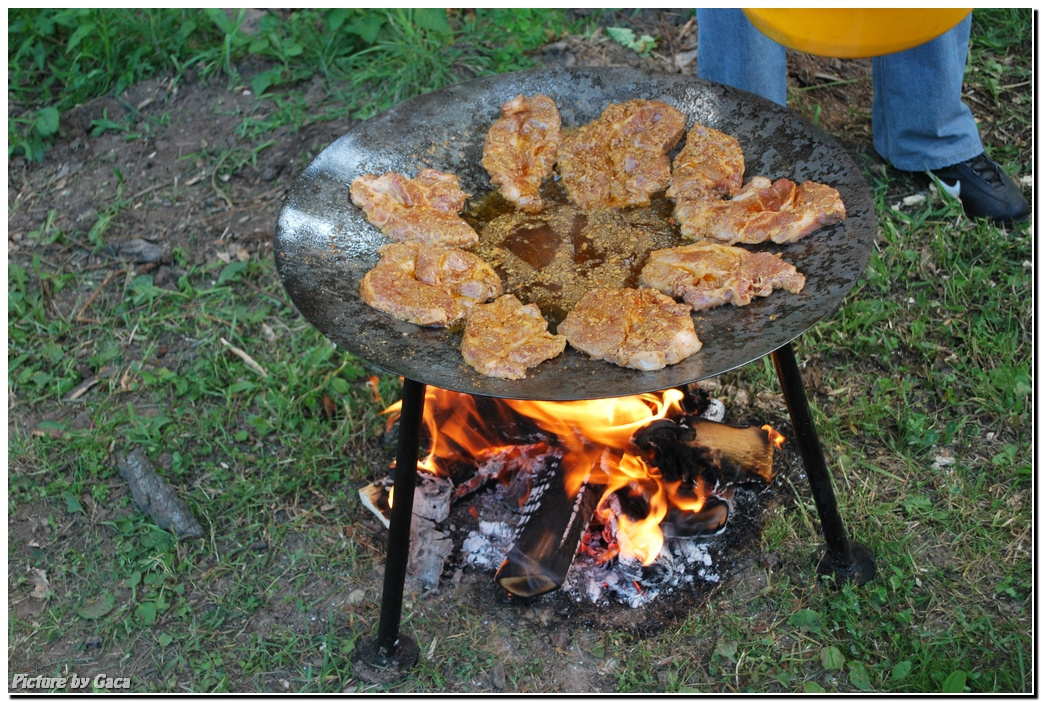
274 66 875 401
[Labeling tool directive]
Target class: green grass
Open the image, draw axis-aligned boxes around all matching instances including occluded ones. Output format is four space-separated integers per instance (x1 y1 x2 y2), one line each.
9 256 397 693
8 8 582 160
7 7 1033 695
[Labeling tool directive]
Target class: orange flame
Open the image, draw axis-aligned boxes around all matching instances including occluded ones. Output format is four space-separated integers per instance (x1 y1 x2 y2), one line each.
762 424 786 450
384 387 777 565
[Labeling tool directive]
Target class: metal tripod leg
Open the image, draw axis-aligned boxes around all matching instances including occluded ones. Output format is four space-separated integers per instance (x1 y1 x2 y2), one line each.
771 342 876 586
353 378 426 682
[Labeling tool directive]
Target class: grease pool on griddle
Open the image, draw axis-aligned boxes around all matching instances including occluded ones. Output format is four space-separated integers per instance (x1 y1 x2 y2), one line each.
464 179 681 325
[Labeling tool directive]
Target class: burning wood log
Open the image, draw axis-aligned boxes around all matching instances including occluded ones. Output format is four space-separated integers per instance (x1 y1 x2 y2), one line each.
632 415 777 488
493 455 607 598
452 443 561 507
660 495 730 539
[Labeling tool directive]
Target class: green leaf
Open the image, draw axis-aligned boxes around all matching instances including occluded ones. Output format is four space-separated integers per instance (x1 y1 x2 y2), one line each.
891 660 912 680
326 9 349 32
204 8 233 34
714 638 738 661
30 371 54 389
87 211 114 248
605 26 657 55
252 68 282 97
942 670 967 693
848 661 872 691
788 608 823 634
902 495 932 514
413 9 451 36
136 600 158 626
344 15 385 44
820 646 845 671
65 22 96 53
90 109 128 137
803 681 825 693
77 593 116 619
228 380 257 395
34 107 61 137
63 491 84 514
40 342 65 364
217 261 247 285
606 26 636 46
329 377 349 394
157 631 174 647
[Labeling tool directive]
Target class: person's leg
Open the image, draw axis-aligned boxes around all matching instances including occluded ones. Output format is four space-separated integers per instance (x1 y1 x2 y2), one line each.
696 8 788 106
871 15 980 170
872 14 1028 222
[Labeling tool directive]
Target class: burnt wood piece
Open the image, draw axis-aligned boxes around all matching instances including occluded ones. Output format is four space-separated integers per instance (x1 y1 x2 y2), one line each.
632 415 775 487
452 443 562 506
679 384 715 415
494 456 605 598
660 495 730 539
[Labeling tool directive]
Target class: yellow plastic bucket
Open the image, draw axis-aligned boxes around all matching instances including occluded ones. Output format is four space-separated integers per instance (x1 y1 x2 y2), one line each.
742 8 973 58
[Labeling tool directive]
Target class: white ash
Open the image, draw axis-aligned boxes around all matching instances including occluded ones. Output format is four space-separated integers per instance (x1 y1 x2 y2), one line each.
412 472 453 524
562 538 718 608
701 398 726 422
408 473 455 591
462 520 513 570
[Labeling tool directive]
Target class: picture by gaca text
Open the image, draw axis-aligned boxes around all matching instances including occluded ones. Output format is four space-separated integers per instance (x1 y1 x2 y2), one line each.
10 673 130 690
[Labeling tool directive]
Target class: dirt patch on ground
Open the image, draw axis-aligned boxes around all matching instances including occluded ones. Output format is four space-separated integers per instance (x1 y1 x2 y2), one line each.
9 72 345 274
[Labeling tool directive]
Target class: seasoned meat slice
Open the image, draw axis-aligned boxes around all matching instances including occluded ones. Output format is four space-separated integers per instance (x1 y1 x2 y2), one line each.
557 288 701 371
349 169 479 247
482 94 562 211
639 242 805 311
359 243 501 327
557 99 686 210
675 176 846 244
461 295 566 379
666 123 745 200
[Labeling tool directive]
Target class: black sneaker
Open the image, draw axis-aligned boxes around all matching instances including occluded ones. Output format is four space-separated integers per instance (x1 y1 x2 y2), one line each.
929 153 1031 223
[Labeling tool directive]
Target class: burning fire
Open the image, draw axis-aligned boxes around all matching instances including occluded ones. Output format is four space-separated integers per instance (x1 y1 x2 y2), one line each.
384 386 781 569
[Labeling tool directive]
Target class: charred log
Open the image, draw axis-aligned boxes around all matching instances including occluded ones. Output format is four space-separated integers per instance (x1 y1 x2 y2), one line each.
452 443 561 505
632 415 775 487
494 456 605 598
661 495 730 539
679 384 714 415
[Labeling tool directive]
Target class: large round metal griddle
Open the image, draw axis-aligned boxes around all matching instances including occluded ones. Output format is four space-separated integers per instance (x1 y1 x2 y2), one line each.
275 66 875 401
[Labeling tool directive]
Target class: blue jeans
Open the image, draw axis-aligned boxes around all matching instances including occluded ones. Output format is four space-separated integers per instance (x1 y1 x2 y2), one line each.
696 9 983 171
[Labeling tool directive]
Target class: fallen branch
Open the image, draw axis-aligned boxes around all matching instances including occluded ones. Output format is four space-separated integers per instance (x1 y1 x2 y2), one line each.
75 268 128 323
211 150 234 209
220 337 269 378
